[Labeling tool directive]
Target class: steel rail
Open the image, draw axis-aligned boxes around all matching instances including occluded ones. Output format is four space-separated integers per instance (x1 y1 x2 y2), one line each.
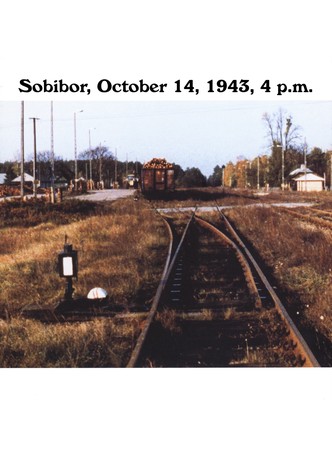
218 208 320 367
308 208 332 218
279 207 332 231
127 210 196 367
194 215 262 309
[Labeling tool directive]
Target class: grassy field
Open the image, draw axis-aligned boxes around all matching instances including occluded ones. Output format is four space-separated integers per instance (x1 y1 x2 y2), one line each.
0 197 168 367
223 198 332 365
1 188 331 367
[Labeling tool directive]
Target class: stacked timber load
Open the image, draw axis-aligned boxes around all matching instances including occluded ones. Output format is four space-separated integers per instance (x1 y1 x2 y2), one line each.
143 158 174 169
141 157 175 193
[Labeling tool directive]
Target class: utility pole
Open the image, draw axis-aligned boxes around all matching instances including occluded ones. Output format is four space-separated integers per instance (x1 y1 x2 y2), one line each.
275 143 284 190
20 101 25 198
50 101 55 203
329 151 332 191
99 142 102 183
281 146 285 191
89 129 93 183
221 165 225 187
29 117 40 198
257 156 260 190
115 148 118 188
283 117 292 191
74 109 83 191
88 128 97 189
304 139 307 192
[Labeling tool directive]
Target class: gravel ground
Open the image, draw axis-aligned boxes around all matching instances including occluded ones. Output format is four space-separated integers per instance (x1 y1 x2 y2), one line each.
74 189 136 202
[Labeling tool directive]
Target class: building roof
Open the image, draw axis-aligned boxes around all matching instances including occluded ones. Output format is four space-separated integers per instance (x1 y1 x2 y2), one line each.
293 173 324 182
289 164 313 177
11 173 34 182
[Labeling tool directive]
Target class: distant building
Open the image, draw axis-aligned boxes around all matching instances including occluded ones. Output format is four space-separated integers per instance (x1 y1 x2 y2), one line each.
0 173 7 185
289 164 324 192
289 164 313 178
11 173 35 184
292 173 325 192
289 164 325 192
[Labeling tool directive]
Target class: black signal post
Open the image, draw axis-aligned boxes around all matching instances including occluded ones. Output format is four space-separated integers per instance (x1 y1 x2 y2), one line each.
58 241 78 300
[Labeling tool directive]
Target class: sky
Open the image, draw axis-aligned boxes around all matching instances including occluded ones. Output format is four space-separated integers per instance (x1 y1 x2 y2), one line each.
1 100 331 177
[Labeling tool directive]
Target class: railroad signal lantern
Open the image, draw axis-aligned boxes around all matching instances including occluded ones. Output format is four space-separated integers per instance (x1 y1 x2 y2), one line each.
58 242 78 300
58 243 78 278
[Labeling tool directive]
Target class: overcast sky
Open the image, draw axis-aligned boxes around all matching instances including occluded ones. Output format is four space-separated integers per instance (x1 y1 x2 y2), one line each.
1 100 331 177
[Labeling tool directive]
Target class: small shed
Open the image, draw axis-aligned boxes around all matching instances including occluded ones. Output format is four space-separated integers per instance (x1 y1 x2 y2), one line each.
289 164 313 178
11 173 34 184
292 173 325 192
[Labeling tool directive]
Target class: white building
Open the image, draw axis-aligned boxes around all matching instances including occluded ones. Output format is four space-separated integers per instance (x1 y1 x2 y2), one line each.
11 173 34 183
289 164 313 178
289 164 325 192
292 173 325 192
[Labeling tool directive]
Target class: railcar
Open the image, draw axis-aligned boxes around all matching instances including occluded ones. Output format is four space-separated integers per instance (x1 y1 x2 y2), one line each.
141 158 175 194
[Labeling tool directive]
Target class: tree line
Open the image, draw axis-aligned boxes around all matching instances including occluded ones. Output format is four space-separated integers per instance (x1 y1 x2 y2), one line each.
1 109 329 189
216 109 331 189
0 147 208 189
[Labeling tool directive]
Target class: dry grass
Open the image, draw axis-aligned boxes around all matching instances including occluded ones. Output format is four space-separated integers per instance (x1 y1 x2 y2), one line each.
0 317 141 367
0 198 168 312
3 189 331 367
150 188 260 209
0 197 168 367
224 205 332 343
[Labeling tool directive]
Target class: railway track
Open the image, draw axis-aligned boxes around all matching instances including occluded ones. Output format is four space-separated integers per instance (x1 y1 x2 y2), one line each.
127 208 319 368
277 206 332 230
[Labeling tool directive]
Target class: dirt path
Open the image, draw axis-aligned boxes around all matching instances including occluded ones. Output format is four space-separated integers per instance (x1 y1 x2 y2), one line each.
74 189 135 202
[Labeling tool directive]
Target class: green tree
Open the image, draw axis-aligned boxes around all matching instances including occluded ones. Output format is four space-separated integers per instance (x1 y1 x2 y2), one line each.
0 161 18 182
181 167 207 188
307 147 327 177
173 164 185 186
207 165 223 186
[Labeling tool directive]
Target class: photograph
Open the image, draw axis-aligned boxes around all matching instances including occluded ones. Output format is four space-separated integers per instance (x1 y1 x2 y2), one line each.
1 1 331 471
0 99 331 368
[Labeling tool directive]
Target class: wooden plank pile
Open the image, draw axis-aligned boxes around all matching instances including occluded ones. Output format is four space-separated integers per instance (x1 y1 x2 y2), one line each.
143 158 173 169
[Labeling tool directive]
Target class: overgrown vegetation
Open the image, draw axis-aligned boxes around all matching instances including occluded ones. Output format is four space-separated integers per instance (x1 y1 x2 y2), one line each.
0 197 168 367
0 199 106 228
1 189 332 366
224 203 332 363
0 317 141 367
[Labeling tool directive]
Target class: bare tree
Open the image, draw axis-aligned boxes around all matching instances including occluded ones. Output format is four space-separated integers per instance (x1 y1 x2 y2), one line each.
262 109 302 186
262 108 301 150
